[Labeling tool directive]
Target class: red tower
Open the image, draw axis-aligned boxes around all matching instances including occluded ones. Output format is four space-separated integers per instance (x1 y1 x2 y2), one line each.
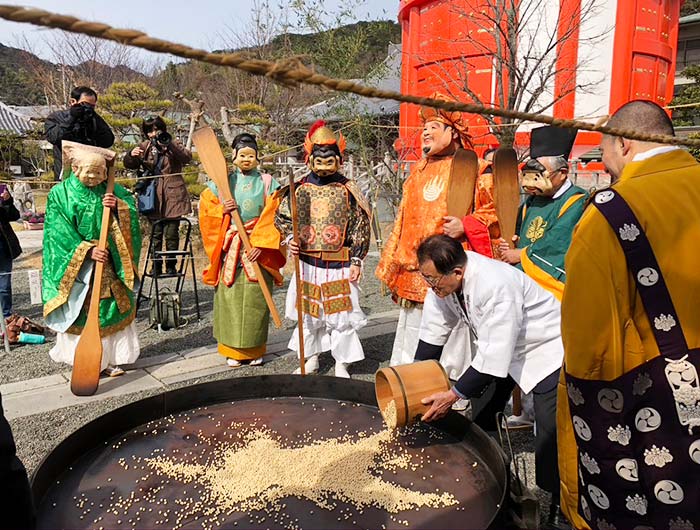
397 0 681 160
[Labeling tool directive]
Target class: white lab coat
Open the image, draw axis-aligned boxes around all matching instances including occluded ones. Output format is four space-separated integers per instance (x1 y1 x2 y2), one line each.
419 251 564 393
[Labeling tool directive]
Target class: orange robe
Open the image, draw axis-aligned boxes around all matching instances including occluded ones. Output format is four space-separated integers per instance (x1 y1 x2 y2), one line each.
376 156 499 304
199 189 285 287
199 184 285 360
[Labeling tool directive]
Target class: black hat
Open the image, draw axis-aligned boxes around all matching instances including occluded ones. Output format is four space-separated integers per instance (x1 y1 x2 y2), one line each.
231 133 258 152
529 126 578 159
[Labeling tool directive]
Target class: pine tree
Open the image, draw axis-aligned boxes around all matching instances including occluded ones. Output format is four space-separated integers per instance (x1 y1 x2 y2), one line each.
98 82 173 143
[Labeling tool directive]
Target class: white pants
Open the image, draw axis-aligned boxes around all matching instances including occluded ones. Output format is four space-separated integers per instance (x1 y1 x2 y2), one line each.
285 262 366 364
49 321 140 371
390 305 473 381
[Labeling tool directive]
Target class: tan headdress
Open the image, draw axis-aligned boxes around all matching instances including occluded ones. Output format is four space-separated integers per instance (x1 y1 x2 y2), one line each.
419 92 474 150
62 141 116 187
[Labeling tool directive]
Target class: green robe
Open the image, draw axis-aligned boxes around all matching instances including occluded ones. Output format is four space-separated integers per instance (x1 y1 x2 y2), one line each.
515 182 587 298
42 173 142 337
206 169 280 352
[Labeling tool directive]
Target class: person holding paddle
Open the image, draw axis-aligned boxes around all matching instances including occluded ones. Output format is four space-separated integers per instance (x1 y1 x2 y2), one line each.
496 126 587 430
43 143 142 378
198 133 285 368
267 121 371 378
376 93 498 380
498 125 587 301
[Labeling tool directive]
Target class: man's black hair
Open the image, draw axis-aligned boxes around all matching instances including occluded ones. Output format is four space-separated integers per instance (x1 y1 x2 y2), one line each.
70 86 98 101
417 235 467 274
141 115 168 136
607 99 675 138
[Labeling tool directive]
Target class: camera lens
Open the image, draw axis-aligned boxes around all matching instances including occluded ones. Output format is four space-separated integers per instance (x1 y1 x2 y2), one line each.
79 103 94 120
157 131 172 146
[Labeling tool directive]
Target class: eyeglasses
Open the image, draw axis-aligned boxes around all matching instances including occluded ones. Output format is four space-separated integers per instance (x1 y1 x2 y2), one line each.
420 272 445 288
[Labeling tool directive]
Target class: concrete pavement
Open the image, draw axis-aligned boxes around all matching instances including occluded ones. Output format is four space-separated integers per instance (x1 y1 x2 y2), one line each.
0 309 399 420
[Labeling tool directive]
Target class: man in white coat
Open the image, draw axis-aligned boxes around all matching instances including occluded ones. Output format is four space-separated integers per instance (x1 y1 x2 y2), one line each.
414 234 567 529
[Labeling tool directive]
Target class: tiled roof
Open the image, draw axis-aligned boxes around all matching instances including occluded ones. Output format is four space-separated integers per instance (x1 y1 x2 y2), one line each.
0 101 34 135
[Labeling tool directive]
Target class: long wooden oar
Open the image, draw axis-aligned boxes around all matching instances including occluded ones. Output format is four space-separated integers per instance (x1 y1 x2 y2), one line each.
493 147 520 249
192 127 282 328
492 147 524 417
71 159 116 396
446 148 479 218
287 168 306 376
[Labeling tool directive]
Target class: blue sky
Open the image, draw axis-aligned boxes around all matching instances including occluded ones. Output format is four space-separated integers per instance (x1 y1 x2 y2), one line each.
1 1 399 64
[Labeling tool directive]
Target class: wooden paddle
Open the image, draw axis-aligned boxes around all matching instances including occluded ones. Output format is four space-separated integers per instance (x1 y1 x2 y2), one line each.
493 147 520 249
492 147 524 417
287 167 306 376
446 148 479 218
71 160 116 396
192 127 282 328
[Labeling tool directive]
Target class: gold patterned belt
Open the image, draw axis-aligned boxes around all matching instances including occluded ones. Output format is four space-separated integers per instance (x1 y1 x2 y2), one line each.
301 247 350 262
397 297 423 310
300 278 353 316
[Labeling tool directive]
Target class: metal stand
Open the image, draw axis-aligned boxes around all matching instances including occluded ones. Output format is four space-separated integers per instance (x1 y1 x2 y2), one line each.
136 218 200 325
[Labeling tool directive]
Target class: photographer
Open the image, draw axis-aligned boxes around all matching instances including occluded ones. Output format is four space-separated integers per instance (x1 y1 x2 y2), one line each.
124 115 192 276
45 86 115 180
0 186 21 319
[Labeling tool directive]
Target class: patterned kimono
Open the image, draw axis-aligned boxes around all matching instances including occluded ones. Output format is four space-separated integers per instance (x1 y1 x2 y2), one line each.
559 149 700 529
43 173 142 369
515 181 587 300
269 172 371 365
199 168 284 361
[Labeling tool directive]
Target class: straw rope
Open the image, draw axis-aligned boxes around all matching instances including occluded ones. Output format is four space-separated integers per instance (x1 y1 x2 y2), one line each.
1 5 700 147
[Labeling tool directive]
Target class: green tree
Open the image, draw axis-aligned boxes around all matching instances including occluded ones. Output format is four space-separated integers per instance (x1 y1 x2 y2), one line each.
156 62 182 98
672 66 700 161
97 82 174 186
99 82 173 143
671 65 700 127
0 133 23 178
681 0 700 17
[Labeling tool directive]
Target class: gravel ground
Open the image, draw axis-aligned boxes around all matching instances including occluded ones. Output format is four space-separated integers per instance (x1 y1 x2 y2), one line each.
0 251 395 385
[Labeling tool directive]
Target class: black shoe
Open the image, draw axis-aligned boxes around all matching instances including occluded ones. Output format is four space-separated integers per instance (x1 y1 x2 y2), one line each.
543 503 572 530
165 267 177 276
149 266 162 276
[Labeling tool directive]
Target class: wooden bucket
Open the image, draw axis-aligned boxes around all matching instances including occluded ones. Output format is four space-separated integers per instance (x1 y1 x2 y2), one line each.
375 360 451 428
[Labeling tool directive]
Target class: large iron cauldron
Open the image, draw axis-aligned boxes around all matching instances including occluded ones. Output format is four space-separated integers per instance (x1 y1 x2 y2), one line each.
32 376 513 529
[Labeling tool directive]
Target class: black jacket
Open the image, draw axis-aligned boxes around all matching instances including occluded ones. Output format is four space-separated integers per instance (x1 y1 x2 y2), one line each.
0 393 35 529
45 108 115 180
0 198 21 260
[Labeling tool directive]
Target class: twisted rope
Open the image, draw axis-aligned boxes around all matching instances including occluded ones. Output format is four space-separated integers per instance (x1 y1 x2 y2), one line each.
1 5 699 147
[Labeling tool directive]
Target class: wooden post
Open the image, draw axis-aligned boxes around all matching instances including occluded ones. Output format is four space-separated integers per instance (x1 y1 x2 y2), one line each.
288 168 306 375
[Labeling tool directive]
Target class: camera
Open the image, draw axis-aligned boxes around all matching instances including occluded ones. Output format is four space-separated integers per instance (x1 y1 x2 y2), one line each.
156 131 172 146
75 102 95 122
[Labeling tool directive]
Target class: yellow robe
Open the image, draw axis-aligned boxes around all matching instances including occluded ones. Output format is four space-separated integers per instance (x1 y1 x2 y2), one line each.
558 149 700 529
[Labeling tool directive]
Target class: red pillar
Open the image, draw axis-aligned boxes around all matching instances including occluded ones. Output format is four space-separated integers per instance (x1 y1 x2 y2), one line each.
553 0 582 118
